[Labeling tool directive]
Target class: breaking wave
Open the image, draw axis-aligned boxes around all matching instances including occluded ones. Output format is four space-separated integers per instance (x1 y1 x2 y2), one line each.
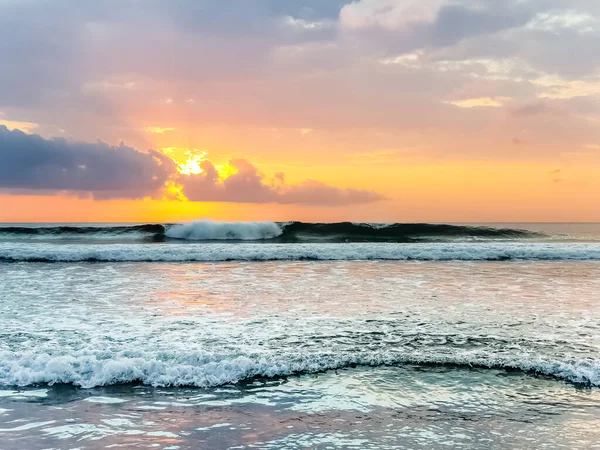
165 220 283 241
1 350 598 388
0 221 542 243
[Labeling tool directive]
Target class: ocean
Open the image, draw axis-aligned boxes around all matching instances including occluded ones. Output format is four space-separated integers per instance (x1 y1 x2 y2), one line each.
1 221 600 449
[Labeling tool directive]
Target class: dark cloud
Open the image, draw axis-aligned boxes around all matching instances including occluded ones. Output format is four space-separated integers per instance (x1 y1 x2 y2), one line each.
179 159 384 205
0 126 177 199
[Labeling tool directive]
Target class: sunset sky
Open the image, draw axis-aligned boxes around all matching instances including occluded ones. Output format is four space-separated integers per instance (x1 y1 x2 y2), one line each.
1 0 599 222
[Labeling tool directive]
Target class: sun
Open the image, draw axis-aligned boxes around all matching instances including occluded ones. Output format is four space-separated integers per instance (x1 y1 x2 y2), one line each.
161 148 208 175
177 154 205 175
160 147 238 180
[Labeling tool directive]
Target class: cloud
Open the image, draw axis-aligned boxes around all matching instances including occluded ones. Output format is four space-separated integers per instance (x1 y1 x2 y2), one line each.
146 126 176 134
340 0 443 30
0 119 39 133
179 159 384 205
510 101 562 117
532 75 600 99
1 0 599 165
340 0 537 51
0 126 177 199
527 10 598 33
431 2 533 45
0 0 339 110
445 97 509 108
0 126 382 205
341 0 600 81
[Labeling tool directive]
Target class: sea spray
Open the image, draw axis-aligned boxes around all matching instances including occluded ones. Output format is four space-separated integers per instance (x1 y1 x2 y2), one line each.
165 220 283 241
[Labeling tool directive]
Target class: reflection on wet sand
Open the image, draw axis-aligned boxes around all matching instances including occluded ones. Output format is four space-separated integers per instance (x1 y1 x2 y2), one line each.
2 366 600 449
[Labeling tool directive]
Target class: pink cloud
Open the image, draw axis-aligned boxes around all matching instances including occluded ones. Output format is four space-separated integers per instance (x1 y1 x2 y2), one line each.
179 158 384 205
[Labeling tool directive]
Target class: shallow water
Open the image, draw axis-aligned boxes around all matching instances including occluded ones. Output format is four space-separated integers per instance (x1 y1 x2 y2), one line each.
2 365 600 449
1 259 600 448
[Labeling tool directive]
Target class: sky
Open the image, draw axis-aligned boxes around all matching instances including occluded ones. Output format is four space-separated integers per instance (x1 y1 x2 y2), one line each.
0 0 599 223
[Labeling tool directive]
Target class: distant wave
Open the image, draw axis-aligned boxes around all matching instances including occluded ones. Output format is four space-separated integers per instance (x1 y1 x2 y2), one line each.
0 224 164 241
0 220 542 243
0 349 598 388
276 221 540 243
1 242 600 262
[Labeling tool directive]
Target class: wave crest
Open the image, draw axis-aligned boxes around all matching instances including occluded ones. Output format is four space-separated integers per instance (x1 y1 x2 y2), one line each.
1 350 598 388
165 220 282 241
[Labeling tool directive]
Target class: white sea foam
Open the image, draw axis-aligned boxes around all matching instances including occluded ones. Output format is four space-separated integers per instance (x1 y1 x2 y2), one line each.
2 253 598 392
165 220 283 241
1 242 600 262
1 349 598 388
